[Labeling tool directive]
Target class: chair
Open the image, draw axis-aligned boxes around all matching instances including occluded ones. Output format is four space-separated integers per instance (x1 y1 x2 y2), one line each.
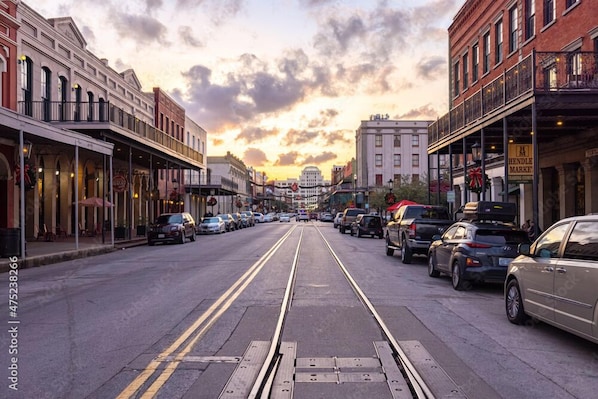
79 223 87 237
43 224 55 241
55 225 67 239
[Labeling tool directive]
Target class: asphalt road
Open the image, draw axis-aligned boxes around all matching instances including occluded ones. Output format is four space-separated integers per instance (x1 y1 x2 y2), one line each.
1 221 596 398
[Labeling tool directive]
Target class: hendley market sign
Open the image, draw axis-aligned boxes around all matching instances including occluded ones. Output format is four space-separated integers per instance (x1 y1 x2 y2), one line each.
508 144 533 184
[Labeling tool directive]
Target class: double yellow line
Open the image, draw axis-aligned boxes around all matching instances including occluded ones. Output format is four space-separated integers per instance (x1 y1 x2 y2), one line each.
117 226 297 399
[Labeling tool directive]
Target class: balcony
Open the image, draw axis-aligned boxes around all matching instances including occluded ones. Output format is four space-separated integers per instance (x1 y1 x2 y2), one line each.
17 100 203 165
429 51 598 149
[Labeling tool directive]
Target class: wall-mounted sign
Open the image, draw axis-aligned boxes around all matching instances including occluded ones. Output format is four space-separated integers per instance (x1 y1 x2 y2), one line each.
508 144 533 184
113 174 128 192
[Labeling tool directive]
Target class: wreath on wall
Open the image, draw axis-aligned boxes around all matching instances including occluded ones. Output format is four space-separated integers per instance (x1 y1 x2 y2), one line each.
14 162 36 191
465 167 491 194
385 192 396 205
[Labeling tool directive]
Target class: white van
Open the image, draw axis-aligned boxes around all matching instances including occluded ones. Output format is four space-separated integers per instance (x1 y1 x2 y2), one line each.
297 208 309 222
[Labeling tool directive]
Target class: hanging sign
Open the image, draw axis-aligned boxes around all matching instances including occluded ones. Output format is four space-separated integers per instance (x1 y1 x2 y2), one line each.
508 144 533 184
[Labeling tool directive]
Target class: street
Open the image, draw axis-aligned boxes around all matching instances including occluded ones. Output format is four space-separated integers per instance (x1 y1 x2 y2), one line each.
1 221 597 399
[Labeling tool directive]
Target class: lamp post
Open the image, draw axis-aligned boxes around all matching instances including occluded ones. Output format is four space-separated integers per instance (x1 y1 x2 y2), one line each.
469 141 484 200
471 141 482 164
353 174 357 208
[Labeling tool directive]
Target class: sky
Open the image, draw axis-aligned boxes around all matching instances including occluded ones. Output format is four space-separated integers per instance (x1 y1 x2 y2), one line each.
33 0 463 180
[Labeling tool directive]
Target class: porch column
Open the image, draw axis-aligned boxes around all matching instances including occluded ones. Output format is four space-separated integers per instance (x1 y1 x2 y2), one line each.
555 163 577 218
584 156 598 214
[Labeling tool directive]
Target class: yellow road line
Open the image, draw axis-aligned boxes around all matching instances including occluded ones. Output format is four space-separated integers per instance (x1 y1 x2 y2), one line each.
117 226 297 399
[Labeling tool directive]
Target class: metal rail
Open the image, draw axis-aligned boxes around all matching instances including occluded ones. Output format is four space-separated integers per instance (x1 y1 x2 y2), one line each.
246 225 437 399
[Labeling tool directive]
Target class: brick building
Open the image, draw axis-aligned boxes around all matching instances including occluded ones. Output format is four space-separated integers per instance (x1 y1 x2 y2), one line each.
428 0 598 229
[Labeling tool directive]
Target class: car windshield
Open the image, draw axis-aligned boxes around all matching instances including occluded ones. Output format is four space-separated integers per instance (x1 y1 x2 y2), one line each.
475 229 529 245
217 215 228 220
203 217 219 223
404 207 449 219
156 214 182 224
365 217 381 227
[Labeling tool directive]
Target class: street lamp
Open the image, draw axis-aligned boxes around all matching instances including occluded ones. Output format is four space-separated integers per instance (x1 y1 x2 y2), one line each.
471 141 482 164
387 178 393 192
353 174 357 207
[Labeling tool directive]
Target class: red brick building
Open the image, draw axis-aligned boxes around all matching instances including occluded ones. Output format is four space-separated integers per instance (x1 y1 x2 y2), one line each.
429 0 598 230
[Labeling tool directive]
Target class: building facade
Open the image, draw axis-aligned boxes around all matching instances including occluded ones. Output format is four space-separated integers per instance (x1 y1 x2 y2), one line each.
3 1 205 251
429 0 598 229
356 115 432 191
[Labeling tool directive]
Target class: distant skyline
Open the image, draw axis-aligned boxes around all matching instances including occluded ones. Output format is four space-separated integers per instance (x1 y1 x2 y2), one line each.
33 0 462 180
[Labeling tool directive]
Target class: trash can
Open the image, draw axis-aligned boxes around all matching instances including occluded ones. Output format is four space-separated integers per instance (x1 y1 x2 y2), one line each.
0 228 21 258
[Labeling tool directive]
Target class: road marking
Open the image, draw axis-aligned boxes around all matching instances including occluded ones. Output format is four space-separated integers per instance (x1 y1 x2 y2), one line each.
116 225 297 399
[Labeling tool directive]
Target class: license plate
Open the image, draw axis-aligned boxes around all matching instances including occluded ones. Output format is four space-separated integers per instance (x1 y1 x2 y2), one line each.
499 257 511 266
158 234 165 238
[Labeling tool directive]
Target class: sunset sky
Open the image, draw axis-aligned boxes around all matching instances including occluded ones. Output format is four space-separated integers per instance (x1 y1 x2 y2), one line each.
33 0 462 180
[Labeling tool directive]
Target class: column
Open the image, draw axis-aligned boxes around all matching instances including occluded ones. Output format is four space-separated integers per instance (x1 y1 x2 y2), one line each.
555 163 577 219
584 156 598 214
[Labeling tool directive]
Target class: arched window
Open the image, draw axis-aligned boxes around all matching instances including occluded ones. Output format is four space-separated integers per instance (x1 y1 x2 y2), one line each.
99 97 106 122
87 91 94 121
58 76 68 121
21 56 33 116
73 84 82 121
41 67 52 121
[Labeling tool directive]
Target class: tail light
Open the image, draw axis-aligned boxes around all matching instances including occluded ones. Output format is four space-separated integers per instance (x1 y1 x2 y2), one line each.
466 258 482 267
464 241 491 248
408 222 416 238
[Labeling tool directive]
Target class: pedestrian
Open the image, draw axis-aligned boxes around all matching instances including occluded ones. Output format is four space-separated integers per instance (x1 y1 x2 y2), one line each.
528 220 538 241
521 220 530 231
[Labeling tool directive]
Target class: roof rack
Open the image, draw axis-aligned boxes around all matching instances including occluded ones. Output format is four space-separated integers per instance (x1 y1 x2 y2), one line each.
462 201 516 223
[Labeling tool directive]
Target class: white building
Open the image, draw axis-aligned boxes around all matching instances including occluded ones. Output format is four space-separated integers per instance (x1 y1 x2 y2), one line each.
356 116 432 190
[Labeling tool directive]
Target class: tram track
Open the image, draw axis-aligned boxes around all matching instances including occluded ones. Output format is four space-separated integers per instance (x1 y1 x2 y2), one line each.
115 223 464 399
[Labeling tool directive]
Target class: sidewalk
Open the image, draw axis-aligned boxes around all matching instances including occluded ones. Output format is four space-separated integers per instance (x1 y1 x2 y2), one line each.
0 235 148 272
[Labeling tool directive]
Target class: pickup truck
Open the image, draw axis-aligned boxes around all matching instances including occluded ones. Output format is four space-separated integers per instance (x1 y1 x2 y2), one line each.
385 204 453 264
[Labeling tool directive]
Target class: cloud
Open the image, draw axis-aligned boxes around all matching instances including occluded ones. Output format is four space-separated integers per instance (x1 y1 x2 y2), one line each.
178 26 203 47
398 104 439 120
243 148 268 166
111 13 170 45
415 56 446 80
274 151 300 166
307 108 338 128
144 0 163 13
301 151 337 165
283 129 319 146
313 13 367 56
236 127 279 143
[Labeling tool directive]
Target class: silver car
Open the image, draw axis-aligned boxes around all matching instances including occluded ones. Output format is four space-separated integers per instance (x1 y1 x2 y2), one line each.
505 215 598 344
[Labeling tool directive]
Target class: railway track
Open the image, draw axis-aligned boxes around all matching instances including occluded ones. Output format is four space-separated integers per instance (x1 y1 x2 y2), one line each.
116 224 465 399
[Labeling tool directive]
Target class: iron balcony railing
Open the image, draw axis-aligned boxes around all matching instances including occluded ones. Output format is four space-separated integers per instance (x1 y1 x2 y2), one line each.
17 100 204 165
429 51 598 147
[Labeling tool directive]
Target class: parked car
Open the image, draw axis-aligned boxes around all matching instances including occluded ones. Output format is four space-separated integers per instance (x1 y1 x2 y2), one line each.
198 216 226 234
333 212 343 228
253 212 265 223
427 202 529 290
148 212 196 245
505 214 598 344
279 213 291 222
339 208 366 233
263 213 274 223
231 213 243 229
321 213 334 222
239 213 250 228
216 213 235 231
350 214 384 238
241 211 255 226
297 208 309 222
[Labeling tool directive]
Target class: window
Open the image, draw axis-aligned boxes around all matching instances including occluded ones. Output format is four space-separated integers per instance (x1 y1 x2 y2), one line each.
375 174 383 186
412 154 419 167
393 154 401 167
509 7 518 53
412 135 419 147
375 134 382 147
41 67 51 121
544 0 555 26
462 53 469 89
393 135 401 147
453 60 460 96
412 173 420 182
21 57 32 116
535 222 571 257
564 222 598 261
375 154 383 167
565 0 579 8
495 19 503 64
472 43 479 82
483 32 491 74
525 0 535 40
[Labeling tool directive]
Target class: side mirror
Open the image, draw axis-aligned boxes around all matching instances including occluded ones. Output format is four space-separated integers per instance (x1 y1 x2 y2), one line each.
518 243 531 256
432 234 441 241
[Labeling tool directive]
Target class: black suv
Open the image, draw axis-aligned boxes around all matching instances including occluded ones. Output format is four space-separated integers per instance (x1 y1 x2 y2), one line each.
148 212 196 245
427 202 530 290
350 214 384 238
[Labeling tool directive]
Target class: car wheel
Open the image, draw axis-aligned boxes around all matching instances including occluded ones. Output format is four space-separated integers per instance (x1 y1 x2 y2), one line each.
357 229 362 238
341 226 345 234
148 240 155 246
179 231 185 244
451 262 469 290
400 243 412 264
350 229 354 236
428 254 440 277
385 236 394 256
378 233 383 239
190 231 196 241
506 279 528 324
